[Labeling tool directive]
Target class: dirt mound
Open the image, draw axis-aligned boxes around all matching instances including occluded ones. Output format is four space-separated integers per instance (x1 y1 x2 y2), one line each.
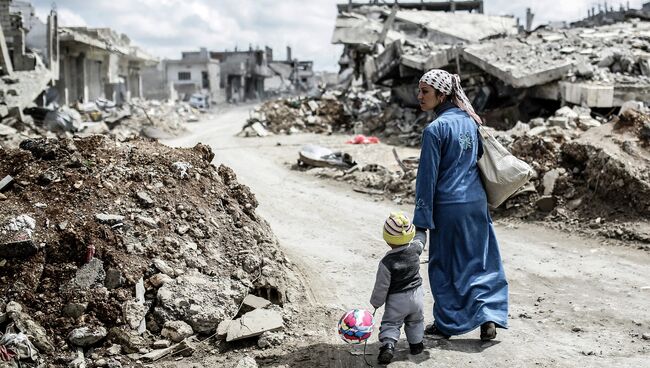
0 136 304 366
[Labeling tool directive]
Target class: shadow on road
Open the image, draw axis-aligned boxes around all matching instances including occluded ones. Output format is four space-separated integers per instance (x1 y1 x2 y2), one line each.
256 337 500 367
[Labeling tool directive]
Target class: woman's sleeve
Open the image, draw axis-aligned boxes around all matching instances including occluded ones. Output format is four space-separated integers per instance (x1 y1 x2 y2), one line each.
413 126 442 229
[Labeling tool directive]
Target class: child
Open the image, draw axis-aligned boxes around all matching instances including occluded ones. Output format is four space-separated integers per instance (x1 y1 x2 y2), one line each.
370 211 427 364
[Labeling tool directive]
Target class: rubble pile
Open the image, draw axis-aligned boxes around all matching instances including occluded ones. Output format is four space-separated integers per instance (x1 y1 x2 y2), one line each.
0 98 198 150
241 92 350 136
0 136 304 366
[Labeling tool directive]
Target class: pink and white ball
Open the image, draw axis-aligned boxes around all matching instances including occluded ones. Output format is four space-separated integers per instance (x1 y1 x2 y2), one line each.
338 309 375 344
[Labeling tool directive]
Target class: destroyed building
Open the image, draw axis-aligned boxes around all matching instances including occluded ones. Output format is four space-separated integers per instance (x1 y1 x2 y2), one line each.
0 0 58 120
56 27 157 106
267 47 316 94
211 46 273 102
142 47 223 104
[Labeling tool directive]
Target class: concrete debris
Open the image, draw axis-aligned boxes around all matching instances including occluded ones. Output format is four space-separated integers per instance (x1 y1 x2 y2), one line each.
0 136 304 365
242 295 272 311
235 356 259 368
257 331 286 349
68 326 108 347
226 308 284 342
161 320 194 343
0 175 13 191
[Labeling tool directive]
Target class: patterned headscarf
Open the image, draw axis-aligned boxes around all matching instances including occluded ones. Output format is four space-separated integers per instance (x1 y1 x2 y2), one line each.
419 69 482 125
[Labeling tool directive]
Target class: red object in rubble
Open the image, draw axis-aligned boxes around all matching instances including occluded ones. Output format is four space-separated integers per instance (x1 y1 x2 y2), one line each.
346 134 380 144
85 243 95 263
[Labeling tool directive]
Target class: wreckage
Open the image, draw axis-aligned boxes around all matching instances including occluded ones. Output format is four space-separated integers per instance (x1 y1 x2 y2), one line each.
0 137 306 366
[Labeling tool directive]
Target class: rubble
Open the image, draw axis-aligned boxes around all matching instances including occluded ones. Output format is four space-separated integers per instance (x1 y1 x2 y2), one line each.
0 136 305 365
225 309 284 342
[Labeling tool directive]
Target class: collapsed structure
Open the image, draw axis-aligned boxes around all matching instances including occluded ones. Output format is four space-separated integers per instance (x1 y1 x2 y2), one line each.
243 1 650 240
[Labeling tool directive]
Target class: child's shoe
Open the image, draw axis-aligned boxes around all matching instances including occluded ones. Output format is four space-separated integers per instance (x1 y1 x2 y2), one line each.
377 342 395 365
424 323 450 339
480 322 497 341
409 342 424 355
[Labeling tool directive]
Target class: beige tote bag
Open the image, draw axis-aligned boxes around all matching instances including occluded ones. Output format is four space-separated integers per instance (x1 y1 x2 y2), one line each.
477 126 535 208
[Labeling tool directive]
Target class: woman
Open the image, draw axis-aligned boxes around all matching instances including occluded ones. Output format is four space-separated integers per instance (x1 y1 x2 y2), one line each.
412 69 508 340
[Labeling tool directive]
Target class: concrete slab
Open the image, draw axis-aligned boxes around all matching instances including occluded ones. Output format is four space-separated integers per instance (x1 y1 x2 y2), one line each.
463 40 574 88
226 309 283 342
243 295 272 310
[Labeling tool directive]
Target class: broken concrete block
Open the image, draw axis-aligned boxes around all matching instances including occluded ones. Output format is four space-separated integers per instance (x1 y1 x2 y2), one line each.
152 259 174 276
257 331 286 349
536 195 557 212
123 301 147 330
235 356 258 368
0 233 38 258
6 301 22 314
529 118 545 128
136 216 158 228
104 268 124 289
216 319 230 337
136 191 154 207
542 169 562 196
71 258 106 289
307 100 319 112
149 273 173 288
0 175 13 191
555 106 578 119
242 295 272 311
11 311 55 352
107 327 146 354
161 320 194 343
561 82 614 108
68 326 108 347
153 339 171 349
575 62 594 78
95 214 125 225
226 309 283 342
548 116 570 129
62 302 87 319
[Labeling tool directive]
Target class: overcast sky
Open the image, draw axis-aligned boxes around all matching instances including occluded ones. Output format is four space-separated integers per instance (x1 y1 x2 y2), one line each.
32 0 647 72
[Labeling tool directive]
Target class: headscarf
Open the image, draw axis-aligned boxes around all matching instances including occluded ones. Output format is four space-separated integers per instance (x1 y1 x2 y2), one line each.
419 69 482 125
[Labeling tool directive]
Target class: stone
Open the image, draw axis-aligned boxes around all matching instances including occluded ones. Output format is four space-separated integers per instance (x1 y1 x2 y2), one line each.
104 268 124 289
527 126 548 136
226 309 284 342
149 273 173 288
5 301 22 314
155 271 246 334
153 339 171 349
307 100 319 112
62 302 87 319
0 175 13 191
547 116 570 129
542 169 561 196
107 344 122 355
216 320 230 337
95 214 124 225
161 320 194 343
152 259 174 276
575 63 594 78
136 216 158 228
235 356 259 368
107 327 146 354
68 326 108 347
577 116 600 130
71 258 105 289
11 312 54 352
257 331 285 348
642 333 650 340
136 191 154 207
123 301 147 330
242 295 272 311
536 195 557 212
555 106 579 119
105 359 122 368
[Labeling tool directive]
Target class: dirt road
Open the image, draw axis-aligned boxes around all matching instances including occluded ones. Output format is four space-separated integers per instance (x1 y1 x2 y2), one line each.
165 105 650 367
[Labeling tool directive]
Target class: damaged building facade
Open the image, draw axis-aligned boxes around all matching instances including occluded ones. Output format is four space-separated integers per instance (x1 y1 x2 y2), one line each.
267 46 316 94
211 46 273 102
333 0 650 126
0 0 58 119
56 27 157 105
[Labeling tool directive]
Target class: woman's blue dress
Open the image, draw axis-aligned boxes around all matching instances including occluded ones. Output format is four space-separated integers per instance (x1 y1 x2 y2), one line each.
412 105 509 336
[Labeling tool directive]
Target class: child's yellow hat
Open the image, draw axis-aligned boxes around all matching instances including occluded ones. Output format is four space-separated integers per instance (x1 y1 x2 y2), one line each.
383 211 415 246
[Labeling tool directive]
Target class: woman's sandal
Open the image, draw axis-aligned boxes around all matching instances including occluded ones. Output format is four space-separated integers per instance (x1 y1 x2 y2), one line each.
480 322 497 341
424 323 450 339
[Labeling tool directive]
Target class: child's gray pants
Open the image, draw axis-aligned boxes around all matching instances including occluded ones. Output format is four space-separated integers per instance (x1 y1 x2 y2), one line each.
378 286 424 345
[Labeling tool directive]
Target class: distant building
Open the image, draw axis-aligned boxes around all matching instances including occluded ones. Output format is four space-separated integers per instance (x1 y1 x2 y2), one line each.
56 27 156 105
267 46 315 94
210 46 272 102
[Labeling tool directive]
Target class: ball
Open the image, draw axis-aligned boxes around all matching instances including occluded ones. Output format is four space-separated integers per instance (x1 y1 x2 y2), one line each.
338 309 375 344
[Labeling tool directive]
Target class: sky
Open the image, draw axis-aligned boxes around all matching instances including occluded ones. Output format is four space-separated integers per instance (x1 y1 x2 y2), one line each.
31 0 648 72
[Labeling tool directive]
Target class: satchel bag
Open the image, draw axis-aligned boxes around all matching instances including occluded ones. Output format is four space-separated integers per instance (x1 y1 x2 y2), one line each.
476 125 535 208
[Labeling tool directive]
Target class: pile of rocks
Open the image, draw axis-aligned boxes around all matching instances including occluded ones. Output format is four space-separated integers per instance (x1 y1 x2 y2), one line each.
0 136 304 366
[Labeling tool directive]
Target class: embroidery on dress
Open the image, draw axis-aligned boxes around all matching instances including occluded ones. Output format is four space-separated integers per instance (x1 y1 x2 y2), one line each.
459 132 474 151
416 198 426 209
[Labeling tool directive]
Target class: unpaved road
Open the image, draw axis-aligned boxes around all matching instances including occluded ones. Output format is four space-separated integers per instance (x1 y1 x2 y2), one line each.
165 105 650 367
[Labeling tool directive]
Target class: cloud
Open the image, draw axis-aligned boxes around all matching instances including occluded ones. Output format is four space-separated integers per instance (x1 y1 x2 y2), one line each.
28 0 650 72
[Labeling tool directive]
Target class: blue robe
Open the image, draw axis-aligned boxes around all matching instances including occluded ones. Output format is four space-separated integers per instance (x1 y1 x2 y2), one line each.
413 106 509 336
